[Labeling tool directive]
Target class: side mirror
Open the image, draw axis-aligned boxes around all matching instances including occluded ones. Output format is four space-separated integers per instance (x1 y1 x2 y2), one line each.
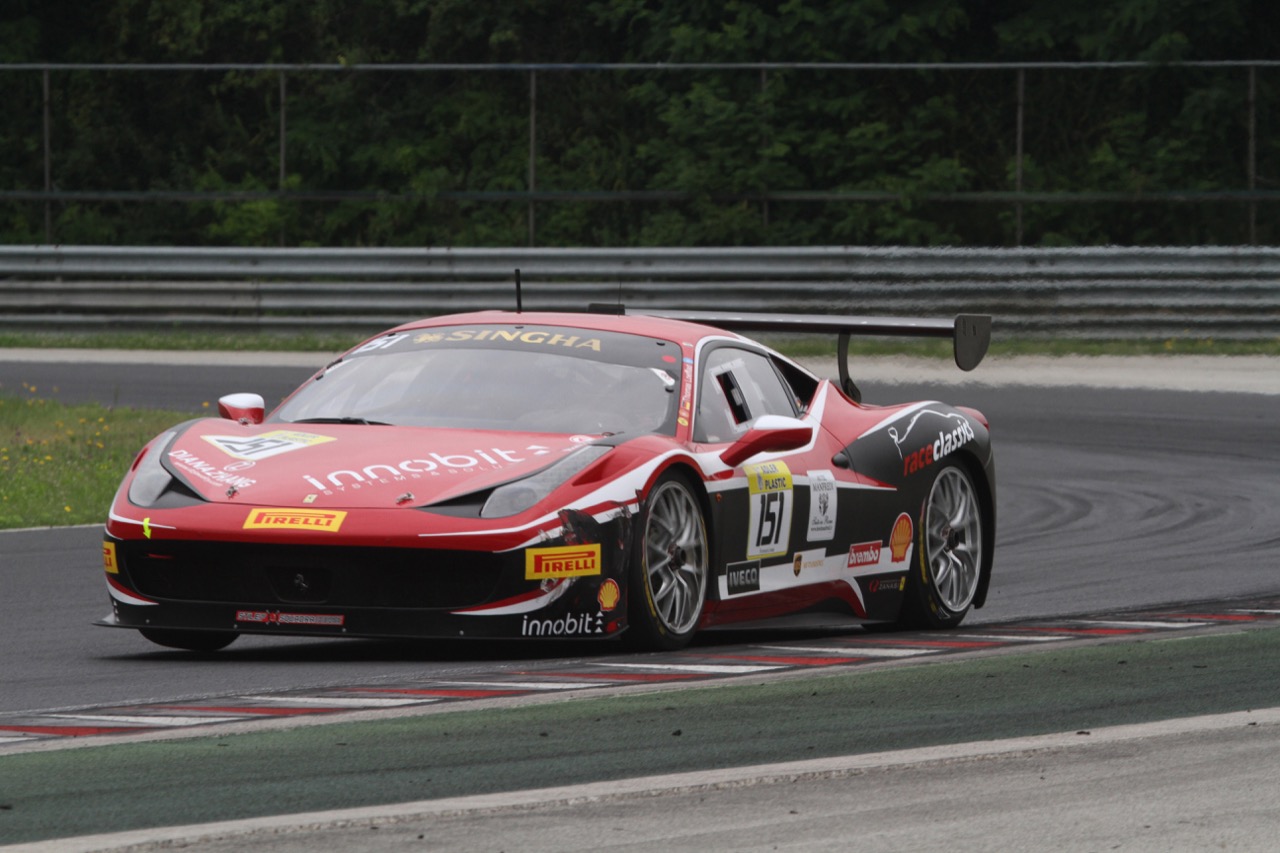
217 393 265 425
719 415 814 468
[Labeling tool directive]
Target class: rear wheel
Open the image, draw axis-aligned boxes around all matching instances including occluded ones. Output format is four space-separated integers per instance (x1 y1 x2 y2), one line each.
139 628 238 652
626 472 709 651
899 462 984 629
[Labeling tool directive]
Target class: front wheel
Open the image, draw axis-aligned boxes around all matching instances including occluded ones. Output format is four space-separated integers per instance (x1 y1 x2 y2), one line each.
626 472 709 651
899 462 985 629
139 628 238 652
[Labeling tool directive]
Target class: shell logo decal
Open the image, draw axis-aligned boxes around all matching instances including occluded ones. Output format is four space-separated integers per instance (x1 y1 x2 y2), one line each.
890 513 914 562
597 578 621 612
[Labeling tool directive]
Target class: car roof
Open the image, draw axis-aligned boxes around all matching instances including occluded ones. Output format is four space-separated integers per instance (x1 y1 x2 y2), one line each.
386 310 747 344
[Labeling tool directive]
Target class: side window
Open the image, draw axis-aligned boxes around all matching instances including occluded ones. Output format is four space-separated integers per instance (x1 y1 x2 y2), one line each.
694 347 799 442
771 356 820 412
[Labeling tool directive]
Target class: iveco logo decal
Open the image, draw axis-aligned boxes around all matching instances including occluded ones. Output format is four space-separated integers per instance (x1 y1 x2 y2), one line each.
726 561 761 596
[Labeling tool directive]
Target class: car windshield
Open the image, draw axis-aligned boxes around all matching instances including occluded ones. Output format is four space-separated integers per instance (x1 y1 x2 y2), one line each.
272 324 683 436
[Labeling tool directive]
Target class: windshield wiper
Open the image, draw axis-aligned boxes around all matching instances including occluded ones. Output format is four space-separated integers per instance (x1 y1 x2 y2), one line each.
290 417 390 426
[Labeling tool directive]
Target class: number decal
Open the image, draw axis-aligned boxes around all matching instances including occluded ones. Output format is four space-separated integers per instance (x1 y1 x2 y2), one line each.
755 491 785 550
745 461 794 558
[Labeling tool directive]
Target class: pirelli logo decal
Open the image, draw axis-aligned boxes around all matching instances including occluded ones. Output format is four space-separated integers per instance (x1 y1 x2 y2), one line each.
525 544 602 580
243 508 348 532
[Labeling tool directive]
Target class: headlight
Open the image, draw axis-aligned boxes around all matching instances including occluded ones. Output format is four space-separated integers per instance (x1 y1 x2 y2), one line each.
127 431 178 507
480 445 611 518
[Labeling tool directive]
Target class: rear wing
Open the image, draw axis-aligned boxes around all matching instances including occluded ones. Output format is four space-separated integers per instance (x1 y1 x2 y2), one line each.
639 310 991 402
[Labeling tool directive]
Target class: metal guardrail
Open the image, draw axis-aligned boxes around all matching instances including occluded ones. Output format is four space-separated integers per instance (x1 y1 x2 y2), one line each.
1 245 1278 339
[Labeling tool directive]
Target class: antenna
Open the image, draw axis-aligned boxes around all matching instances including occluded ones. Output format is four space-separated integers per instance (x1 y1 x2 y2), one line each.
515 268 523 313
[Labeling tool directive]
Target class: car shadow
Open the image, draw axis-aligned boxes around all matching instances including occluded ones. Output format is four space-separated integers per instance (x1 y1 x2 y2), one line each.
102 619 882 664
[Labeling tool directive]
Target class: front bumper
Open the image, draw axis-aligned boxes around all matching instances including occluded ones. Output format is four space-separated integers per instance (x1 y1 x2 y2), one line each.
99 522 631 642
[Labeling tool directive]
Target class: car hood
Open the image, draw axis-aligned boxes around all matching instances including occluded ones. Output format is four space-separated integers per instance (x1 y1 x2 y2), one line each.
161 420 601 508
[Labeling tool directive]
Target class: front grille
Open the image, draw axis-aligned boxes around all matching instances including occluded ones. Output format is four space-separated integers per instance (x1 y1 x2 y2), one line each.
120 541 507 609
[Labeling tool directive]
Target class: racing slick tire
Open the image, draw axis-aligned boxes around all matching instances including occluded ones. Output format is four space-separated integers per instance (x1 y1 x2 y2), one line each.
139 628 239 652
898 460 985 630
625 471 710 651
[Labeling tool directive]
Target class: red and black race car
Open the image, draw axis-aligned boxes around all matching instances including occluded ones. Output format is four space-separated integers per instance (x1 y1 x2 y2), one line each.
100 308 995 651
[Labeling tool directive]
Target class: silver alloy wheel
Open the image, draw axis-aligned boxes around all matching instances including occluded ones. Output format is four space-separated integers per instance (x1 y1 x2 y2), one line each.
923 466 983 613
643 478 709 635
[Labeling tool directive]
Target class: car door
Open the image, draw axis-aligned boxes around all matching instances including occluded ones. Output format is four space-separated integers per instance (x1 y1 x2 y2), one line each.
694 345 845 611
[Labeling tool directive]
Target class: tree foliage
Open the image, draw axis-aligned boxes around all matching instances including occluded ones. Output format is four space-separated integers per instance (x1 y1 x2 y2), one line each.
1 0 1278 246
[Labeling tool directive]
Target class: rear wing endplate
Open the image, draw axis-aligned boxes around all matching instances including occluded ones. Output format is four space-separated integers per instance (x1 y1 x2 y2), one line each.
642 310 992 401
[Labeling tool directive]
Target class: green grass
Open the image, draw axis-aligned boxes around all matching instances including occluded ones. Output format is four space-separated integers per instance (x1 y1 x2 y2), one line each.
0 329 362 353
0 387 198 529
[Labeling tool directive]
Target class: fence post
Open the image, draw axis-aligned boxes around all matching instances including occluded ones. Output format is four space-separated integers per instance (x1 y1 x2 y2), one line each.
1015 67 1025 248
43 68 52 244
761 68 770 230
528 69 537 248
1247 64 1257 245
279 70 288 247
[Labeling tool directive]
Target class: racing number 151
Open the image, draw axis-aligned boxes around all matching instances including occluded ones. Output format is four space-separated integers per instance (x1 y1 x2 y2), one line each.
755 491 785 551
746 460 793 559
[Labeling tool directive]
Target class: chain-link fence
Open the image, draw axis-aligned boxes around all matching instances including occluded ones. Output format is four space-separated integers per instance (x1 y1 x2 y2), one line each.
3 61 1279 247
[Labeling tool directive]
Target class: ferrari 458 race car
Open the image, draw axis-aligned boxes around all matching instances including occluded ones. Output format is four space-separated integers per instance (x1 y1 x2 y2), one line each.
100 308 995 652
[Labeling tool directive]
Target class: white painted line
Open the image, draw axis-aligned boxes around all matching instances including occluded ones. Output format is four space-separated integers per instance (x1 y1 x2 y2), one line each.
1073 620 1209 629
1233 609 1280 615
960 634 1070 643
0 735 36 744
829 646 945 657
436 681 610 691
601 662 784 674
759 645 942 658
24 706 1280 853
47 714 243 727
236 696 431 708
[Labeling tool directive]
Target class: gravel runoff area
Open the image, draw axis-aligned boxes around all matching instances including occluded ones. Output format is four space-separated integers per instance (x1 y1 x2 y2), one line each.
2 349 1278 396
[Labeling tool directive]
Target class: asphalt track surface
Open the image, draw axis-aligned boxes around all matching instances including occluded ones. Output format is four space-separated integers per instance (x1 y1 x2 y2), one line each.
1 351 1278 849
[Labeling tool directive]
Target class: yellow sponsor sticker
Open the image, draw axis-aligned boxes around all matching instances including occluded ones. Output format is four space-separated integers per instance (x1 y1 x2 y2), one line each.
243 508 348 532
103 541 118 574
744 460 794 559
525 543 602 580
